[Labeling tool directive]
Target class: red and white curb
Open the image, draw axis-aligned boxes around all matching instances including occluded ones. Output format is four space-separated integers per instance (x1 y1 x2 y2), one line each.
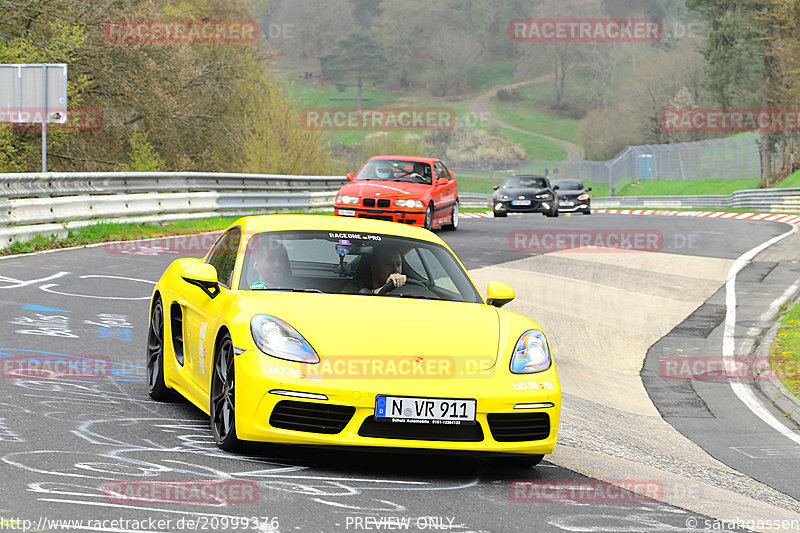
593 209 800 225
460 209 800 225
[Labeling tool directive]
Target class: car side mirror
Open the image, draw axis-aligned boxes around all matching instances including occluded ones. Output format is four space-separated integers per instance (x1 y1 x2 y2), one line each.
493 185 499 190
182 262 220 299
436 177 448 186
553 184 560 190
346 173 355 181
486 281 515 308
586 187 592 192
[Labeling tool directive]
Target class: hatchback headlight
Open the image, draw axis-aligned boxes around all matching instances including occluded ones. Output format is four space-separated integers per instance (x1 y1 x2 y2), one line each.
336 195 359 205
251 315 319 363
495 194 509 200
510 330 551 374
578 193 590 200
395 199 423 208
535 193 551 200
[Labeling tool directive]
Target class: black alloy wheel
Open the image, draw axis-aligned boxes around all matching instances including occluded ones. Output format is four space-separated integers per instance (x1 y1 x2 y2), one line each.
147 297 176 401
210 333 241 451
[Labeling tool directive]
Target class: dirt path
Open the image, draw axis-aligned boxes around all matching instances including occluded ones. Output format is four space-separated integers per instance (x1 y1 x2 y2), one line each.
467 74 585 162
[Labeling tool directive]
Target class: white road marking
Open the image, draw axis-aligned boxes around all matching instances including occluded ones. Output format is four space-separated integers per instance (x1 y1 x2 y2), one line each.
723 225 800 446
0 272 69 289
39 274 155 300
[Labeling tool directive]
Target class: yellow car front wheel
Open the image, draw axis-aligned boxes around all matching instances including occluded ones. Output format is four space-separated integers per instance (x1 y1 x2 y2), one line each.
211 333 242 451
146 297 177 402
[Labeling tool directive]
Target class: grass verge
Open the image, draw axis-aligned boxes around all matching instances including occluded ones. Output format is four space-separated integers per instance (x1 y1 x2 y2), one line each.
768 300 800 399
614 178 760 197
0 217 241 256
0 210 492 256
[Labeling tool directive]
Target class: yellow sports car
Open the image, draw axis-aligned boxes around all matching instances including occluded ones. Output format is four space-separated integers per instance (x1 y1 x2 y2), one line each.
147 214 560 466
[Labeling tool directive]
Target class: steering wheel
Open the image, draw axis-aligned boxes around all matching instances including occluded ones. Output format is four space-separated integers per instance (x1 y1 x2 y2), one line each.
376 278 427 295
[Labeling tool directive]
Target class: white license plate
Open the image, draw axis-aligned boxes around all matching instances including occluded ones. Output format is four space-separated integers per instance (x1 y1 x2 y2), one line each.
375 395 476 424
338 209 355 216
559 201 574 206
511 200 531 206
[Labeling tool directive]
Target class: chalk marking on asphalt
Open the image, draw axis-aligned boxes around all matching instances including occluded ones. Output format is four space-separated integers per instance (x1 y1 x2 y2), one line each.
0 272 69 289
723 225 800 446
39 274 155 300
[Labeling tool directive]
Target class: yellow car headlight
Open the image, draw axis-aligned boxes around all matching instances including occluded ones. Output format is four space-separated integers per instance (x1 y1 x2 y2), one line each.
251 315 319 363
510 330 551 374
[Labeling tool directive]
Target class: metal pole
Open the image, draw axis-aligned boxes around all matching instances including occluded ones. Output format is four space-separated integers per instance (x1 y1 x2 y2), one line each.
42 64 47 173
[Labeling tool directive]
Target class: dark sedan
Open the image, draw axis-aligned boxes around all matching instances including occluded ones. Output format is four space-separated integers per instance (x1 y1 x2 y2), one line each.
492 175 559 217
551 179 592 215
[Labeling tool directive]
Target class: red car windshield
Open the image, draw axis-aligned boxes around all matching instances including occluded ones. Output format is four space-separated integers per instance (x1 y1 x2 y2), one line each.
355 160 432 184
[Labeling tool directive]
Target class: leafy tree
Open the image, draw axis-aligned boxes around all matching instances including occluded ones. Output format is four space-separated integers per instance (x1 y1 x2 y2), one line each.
127 127 165 172
687 0 797 182
0 0 334 174
319 29 387 110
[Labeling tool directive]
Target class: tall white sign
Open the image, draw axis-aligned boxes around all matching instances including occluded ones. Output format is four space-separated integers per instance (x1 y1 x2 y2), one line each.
0 64 68 172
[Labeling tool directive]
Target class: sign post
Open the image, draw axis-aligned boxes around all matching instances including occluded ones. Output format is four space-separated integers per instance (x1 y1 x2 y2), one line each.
0 63 68 172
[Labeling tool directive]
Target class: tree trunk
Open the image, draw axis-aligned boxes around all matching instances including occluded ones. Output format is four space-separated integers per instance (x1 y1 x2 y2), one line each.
761 52 778 185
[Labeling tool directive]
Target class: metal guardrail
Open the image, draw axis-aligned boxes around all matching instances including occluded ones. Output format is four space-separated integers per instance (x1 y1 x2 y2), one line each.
593 188 800 212
0 172 490 246
4 170 799 248
0 172 345 198
0 172 347 246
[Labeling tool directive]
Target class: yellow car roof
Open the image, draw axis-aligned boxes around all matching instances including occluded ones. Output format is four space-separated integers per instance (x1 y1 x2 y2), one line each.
232 214 448 246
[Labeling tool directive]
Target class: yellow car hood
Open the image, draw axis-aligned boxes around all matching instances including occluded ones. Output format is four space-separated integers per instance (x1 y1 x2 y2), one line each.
241 293 500 372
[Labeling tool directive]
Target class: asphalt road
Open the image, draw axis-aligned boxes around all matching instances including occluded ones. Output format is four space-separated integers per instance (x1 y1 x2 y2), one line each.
1 212 797 533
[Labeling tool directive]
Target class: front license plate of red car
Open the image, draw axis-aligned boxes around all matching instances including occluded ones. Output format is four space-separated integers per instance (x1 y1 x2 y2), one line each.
375 395 476 425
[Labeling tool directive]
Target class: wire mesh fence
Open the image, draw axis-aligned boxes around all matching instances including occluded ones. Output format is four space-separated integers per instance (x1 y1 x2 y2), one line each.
449 135 761 194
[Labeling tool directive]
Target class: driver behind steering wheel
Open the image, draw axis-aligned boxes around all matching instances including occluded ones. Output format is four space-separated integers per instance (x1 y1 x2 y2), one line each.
343 246 407 295
368 247 406 294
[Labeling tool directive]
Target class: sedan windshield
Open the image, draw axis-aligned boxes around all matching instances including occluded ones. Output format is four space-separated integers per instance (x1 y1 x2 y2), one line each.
239 230 481 303
551 180 584 190
355 160 432 184
502 176 547 189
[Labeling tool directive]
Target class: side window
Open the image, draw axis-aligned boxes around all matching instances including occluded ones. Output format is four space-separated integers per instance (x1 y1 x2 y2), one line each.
433 162 444 180
206 228 241 289
418 248 457 293
439 161 452 180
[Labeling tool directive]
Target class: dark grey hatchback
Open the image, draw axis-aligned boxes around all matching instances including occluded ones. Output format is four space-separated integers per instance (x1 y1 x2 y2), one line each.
551 179 592 215
492 175 559 217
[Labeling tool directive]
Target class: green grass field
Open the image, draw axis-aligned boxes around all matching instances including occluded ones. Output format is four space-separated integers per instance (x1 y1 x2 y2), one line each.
469 59 516 93
777 169 800 188
490 101 581 145
769 301 800 399
614 178 760 197
280 70 571 159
